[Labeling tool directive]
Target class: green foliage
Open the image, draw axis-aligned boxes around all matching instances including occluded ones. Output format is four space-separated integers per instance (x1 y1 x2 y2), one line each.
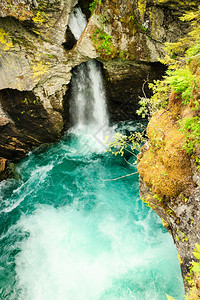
106 129 146 162
185 244 200 299
180 116 200 154
98 33 112 54
163 8 200 99
137 5 200 119
187 42 200 58
89 0 102 13
137 80 169 119
165 67 197 105
136 5 200 180
92 28 115 57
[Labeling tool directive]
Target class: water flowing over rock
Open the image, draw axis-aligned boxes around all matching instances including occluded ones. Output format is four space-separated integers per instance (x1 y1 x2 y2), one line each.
0 0 200 296
0 0 77 170
68 7 109 150
0 0 196 168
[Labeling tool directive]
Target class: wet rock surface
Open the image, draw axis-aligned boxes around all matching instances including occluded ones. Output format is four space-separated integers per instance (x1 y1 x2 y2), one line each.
0 0 194 163
0 0 199 296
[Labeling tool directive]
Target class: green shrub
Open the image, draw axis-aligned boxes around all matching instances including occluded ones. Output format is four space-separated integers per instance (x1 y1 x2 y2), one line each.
165 67 197 105
91 28 116 58
89 0 102 13
180 116 200 154
185 244 200 300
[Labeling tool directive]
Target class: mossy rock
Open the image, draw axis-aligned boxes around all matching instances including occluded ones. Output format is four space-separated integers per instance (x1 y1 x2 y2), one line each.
138 109 193 197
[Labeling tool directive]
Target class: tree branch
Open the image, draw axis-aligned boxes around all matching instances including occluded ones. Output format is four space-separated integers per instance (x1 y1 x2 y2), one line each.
100 171 138 182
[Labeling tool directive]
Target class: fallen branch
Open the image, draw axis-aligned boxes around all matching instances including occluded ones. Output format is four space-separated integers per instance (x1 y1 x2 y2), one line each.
123 157 137 166
100 171 138 182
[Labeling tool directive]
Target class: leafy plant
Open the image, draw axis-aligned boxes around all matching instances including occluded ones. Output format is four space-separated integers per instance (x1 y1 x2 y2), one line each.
185 244 200 299
180 116 200 154
165 67 197 105
137 79 170 119
89 0 102 13
137 5 200 118
106 127 146 163
91 28 116 58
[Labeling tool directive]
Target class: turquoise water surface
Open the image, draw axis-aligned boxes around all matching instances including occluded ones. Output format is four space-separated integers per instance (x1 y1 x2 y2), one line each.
0 122 184 300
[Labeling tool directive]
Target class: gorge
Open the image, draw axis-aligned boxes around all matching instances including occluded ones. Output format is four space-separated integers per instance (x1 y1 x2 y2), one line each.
0 0 200 299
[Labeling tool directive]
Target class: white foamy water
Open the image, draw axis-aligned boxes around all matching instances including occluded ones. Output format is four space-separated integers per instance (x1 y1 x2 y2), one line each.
68 7 87 40
14 201 180 300
0 8 184 300
0 125 184 300
68 7 110 151
87 60 109 129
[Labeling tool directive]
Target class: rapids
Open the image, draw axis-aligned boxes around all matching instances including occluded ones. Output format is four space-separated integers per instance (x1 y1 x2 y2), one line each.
0 122 184 299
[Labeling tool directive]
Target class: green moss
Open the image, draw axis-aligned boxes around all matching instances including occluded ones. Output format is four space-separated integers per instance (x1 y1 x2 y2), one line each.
138 110 193 198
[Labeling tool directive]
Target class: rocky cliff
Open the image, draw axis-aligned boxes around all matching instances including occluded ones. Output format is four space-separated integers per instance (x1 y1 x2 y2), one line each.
137 101 200 296
0 0 77 176
0 0 194 171
137 3 200 295
0 0 199 296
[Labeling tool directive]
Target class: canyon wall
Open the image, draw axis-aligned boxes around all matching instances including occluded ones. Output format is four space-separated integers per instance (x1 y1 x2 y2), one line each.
0 0 192 170
0 1 199 296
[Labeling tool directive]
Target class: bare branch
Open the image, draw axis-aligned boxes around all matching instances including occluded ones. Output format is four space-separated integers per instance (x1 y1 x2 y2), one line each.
100 171 138 182
142 75 149 99
123 157 137 166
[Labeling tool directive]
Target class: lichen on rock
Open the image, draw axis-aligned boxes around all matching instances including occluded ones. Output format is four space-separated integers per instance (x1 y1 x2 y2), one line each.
0 0 199 297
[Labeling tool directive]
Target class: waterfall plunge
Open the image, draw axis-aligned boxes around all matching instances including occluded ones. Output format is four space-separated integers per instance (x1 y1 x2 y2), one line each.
0 8 184 299
68 8 110 152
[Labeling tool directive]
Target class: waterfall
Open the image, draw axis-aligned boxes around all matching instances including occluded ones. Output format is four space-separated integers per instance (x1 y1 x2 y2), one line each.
0 8 185 299
68 7 87 40
68 7 109 151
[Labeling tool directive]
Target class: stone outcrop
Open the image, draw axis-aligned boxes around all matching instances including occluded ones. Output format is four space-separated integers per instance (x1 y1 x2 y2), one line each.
0 0 78 169
0 0 199 296
0 0 196 170
0 0 100 175
102 60 166 122
82 0 194 123
137 93 200 294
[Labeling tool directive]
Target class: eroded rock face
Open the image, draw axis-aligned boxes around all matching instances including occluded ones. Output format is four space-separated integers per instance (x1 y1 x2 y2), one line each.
0 0 79 169
87 0 194 62
0 0 199 295
82 0 194 122
102 60 166 122
137 95 200 293
0 0 197 169
0 89 64 158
